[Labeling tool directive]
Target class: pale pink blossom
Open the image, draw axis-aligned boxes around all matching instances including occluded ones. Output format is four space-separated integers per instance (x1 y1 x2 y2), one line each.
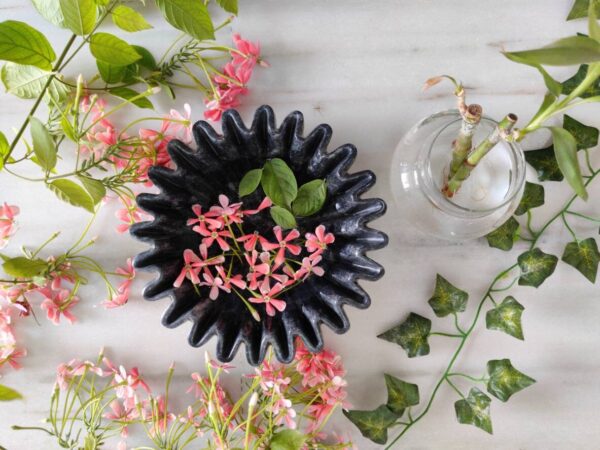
209 195 243 225
40 288 79 325
115 197 147 233
162 103 192 142
0 203 19 248
187 204 223 233
260 226 302 266
200 270 228 300
248 283 286 317
305 225 335 254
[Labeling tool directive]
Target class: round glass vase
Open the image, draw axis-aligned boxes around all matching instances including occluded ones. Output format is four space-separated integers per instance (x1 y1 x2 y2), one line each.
390 110 525 241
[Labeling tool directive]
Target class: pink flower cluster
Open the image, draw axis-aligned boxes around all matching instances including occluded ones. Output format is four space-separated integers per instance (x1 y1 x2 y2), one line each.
0 306 26 371
175 195 334 318
204 34 268 121
0 203 19 249
102 258 136 309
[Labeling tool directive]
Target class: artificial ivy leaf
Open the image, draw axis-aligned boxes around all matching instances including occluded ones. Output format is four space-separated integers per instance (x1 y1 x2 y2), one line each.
384 373 419 415
486 359 536 402
428 274 468 317
30 117 57 172
486 217 520 251
562 64 600 98
343 405 397 445
48 179 95 213
108 87 154 109
0 20 56 70
514 181 544 216
454 388 493 434
261 158 297 208
77 175 106 205
154 0 215 41
32 0 66 28
486 296 525 340
0 131 8 171
239 168 263 197
518 248 559 288
269 430 307 450
563 114 599 150
292 179 327 217
503 36 600 66
216 0 238 14
377 312 431 358
524 146 564 182
111 5 152 32
2 256 47 278
549 126 587 200
0 384 22 402
132 45 157 70
59 0 97 36
270 206 297 229
89 32 141 66
567 0 600 20
562 237 600 283
1 63 70 104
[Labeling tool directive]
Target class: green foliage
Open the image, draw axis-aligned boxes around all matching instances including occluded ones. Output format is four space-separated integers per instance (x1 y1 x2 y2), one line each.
269 430 306 450
32 0 66 28
503 36 600 66
238 168 263 197
59 0 97 36
486 359 536 402
1 63 70 104
562 64 600 97
517 248 559 288
89 32 141 66
562 237 600 282
270 205 297 229
2 256 47 278
0 131 8 171
515 181 545 216
454 388 493 434
563 114 599 150
377 312 431 358
30 117 57 171
77 175 106 205
427 274 468 317
97 61 126 84
261 158 297 208
132 46 157 70
343 405 398 445
111 5 153 32
524 146 564 182
486 296 525 340
292 179 327 217
0 384 23 402
155 0 215 41
549 126 588 200
108 87 154 109
384 374 420 415
0 21 56 70
567 0 600 20
486 217 520 251
48 179 95 213
217 0 238 14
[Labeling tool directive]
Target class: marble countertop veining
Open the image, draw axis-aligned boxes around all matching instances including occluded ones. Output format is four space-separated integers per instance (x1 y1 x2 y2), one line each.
1 1 599 449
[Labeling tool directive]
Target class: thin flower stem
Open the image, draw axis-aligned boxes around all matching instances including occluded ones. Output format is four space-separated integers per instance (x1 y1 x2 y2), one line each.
444 376 465 399
446 372 487 383
561 213 578 242
452 312 466 335
429 331 463 338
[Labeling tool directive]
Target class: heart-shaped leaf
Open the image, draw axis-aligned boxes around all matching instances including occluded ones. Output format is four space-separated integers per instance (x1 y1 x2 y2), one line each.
270 205 296 229
384 374 419 415
2 256 47 278
518 248 559 288
486 359 536 402
343 405 398 445
30 117 56 172
428 274 468 317
563 114 599 150
562 64 600 97
562 237 600 282
0 384 22 402
515 182 545 216
0 20 56 70
454 388 493 434
503 36 600 66
486 296 525 340
378 312 431 358
239 168 263 197
525 146 564 182
486 217 520 251
89 32 141 66
261 158 297 208
549 126 587 200
292 179 327 217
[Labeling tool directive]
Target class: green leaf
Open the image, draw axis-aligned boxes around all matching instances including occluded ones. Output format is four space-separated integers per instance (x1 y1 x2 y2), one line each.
503 53 562 96
0 21 56 70
154 0 215 41
108 87 153 109
589 0 600 41
112 5 152 32
239 168 263 197
270 205 297 229
524 145 564 182
486 359 536 402
48 179 95 212
32 0 66 28
292 179 327 217
428 274 468 317
269 430 306 450
343 405 397 445
503 36 600 66
562 237 600 283
132 45 157 70
454 388 493 434
0 131 8 171
89 32 141 66
0 384 22 402
377 312 431 358
563 114 599 150
486 296 525 340
1 63 70 104
261 158 297 208
59 0 97 36
216 0 238 14
549 126 587 200
562 64 600 98
518 248 559 288
384 374 419 415
77 175 106 205
486 217 520 251
515 182 544 216
30 117 57 171
97 61 126 84
568 0 600 20
2 256 47 278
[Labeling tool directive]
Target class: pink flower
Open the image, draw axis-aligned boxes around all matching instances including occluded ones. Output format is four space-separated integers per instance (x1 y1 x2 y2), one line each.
162 103 192 142
209 195 243 225
231 34 267 69
147 395 175 436
260 226 302 266
103 258 135 309
0 335 26 370
248 283 286 317
173 249 203 287
197 227 232 251
242 197 272 216
115 197 147 233
294 255 325 280
188 204 222 233
245 250 271 290
40 288 79 325
103 358 150 409
237 231 261 252
56 359 102 390
215 265 247 290
305 225 335 254
0 203 19 248
104 399 138 426
200 270 228 300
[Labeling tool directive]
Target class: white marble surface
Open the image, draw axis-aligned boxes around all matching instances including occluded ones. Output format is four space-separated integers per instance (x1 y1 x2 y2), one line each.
1 1 600 449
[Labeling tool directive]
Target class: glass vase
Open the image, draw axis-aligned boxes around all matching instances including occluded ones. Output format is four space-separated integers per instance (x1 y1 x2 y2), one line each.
390 110 525 241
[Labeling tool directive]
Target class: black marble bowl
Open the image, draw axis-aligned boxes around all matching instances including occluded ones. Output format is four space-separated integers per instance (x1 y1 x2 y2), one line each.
130 105 388 365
